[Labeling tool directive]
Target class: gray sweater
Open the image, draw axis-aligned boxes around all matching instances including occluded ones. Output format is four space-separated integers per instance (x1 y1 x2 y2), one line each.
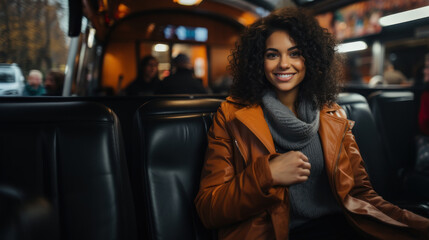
262 91 341 229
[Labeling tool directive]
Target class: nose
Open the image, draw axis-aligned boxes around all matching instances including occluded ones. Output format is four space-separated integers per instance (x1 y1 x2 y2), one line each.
279 56 290 70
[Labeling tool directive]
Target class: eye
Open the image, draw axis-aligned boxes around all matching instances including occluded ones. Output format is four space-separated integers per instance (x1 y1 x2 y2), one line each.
265 52 278 59
290 50 302 58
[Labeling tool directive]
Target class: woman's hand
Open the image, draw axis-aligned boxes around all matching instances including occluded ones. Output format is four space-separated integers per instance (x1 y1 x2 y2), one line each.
269 151 310 186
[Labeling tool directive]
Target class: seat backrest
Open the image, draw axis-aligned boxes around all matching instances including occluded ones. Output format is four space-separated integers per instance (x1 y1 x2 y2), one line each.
132 98 223 240
368 91 417 197
337 93 393 200
0 102 137 240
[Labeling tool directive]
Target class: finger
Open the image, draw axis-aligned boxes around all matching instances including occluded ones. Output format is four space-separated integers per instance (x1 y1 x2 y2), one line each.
299 168 310 176
297 160 311 169
297 151 309 162
296 175 309 182
301 161 311 170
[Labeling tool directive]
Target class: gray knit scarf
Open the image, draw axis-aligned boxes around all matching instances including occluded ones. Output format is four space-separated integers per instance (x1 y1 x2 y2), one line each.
261 90 320 150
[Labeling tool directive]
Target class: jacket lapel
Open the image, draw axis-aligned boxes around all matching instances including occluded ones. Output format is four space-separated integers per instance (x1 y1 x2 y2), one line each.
235 105 277 154
319 106 349 177
233 103 349 168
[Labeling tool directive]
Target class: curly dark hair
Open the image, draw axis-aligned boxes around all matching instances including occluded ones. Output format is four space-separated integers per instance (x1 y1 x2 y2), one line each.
229 7 343 109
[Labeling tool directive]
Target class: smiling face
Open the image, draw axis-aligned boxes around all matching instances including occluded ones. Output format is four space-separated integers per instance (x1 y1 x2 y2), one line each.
264 30 306 107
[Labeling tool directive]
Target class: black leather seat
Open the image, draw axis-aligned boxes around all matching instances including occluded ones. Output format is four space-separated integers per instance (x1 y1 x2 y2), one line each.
0 102 137 240
368 91 429 201
337 93 393 199
0 184 58 240
368 91 417 195
132 98 223 240
340 92 429 217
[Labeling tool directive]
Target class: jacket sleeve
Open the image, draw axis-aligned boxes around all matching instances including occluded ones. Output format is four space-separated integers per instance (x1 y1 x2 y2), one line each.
194 103 282 229
341 110 429 237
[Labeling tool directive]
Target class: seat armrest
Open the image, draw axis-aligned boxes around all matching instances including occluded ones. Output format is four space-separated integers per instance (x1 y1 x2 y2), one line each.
0 185 59 240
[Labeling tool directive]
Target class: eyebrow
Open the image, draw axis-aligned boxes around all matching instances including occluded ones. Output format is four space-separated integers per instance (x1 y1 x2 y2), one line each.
265 46 299 53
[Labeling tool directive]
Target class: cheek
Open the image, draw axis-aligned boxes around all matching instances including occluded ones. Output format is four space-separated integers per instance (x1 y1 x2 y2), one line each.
294 58 303 67
299 58 306 72
264 61 275 75
294 59 306 74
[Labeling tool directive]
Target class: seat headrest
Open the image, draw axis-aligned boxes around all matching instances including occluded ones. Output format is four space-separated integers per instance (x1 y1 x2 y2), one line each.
139 98 224 116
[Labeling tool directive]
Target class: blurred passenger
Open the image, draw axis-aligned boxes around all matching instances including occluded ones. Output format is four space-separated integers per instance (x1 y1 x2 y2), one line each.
368 74 384 87
156 53 207 94
44 70 65 96
347 57 363 85
23 69 46 96
416 84 429 174
123 55 160 95
416 54 429 174
383 61 407 85
419 61 429 135
211 73 233 94
195 7 429 240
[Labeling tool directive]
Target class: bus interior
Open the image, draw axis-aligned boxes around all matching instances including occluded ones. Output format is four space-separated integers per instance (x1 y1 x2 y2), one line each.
1 0 429 239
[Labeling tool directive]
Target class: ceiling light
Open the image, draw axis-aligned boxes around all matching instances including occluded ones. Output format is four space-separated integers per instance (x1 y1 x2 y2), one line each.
173 0 203 6
337 41 368 53
379 6 429 27
154 44 169 52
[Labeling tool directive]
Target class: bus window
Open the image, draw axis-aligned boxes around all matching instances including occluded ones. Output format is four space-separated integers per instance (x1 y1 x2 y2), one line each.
315 0 429 91
76 0 262 96
0 0 69 97
384 38 428 87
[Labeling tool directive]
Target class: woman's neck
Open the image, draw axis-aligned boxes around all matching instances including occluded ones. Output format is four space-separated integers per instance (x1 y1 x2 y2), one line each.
275 88 299 116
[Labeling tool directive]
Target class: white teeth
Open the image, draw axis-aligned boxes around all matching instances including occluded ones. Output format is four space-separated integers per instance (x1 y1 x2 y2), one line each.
276 74 293 78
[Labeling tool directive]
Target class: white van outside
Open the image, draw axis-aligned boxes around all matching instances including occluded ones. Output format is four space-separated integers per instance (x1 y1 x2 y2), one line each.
0 63 25 96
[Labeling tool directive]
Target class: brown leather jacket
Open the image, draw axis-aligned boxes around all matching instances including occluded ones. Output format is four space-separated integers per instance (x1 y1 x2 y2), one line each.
195 97 429 240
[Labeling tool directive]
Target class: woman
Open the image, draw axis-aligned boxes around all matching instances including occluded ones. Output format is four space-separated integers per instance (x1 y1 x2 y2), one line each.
123 55 160 95
195 7 429 240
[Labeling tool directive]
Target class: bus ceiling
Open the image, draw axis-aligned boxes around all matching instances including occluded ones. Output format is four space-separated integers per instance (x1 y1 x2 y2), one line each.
67 0 285 40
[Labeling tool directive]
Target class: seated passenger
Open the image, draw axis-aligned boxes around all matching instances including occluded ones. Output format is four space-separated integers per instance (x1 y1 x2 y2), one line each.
383 61 408 85
416 55 429 174
23 69 46 96
195 7 429 240
419 54 429 136
211 73 233 94
156 53 207 94
419 85 429 136
123 55 161 95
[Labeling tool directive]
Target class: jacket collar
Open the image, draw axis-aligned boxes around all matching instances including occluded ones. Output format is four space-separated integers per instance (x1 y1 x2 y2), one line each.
228 97 349 161
319 107 349 174
234 105 276 153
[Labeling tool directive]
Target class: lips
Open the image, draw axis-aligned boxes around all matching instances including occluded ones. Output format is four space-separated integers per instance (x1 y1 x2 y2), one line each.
274 73 295 81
